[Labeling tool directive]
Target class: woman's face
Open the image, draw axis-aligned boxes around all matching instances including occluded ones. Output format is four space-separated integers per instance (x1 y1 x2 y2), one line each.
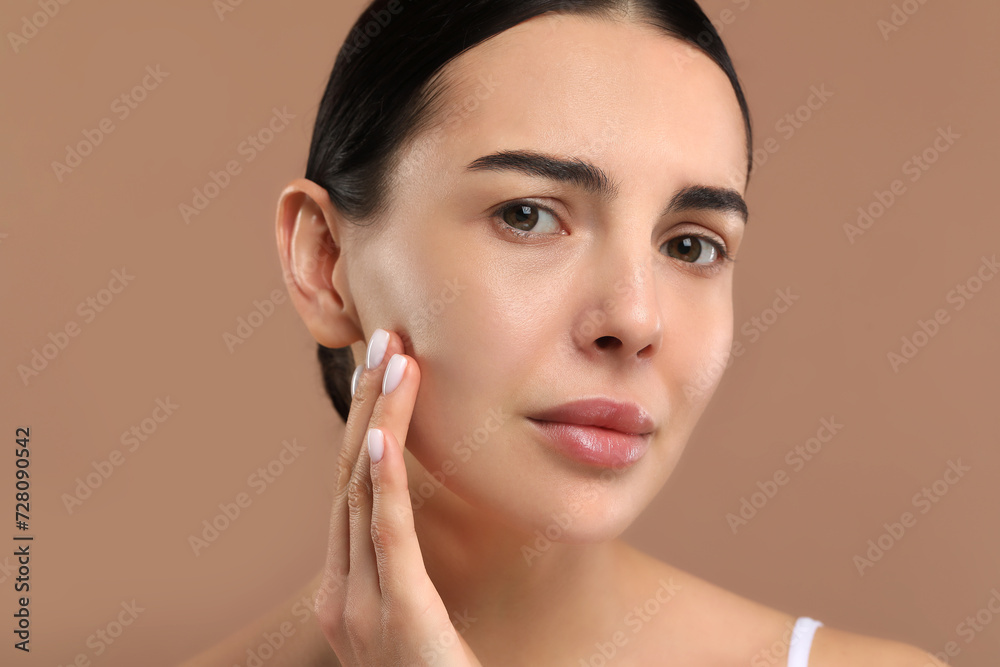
341 13 747 542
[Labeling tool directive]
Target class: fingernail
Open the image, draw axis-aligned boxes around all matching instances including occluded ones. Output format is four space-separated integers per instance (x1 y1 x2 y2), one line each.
366 328 389 370
350 364 362 398
382 354 407 395
367 428 384 463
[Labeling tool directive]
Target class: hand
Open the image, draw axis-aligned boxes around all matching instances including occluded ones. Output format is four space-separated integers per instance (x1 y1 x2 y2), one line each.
315 328 482 667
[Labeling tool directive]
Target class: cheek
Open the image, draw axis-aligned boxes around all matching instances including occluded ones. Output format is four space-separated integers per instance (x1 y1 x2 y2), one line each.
405 229 566 389
401 286 531 487
668 293 734 411
361 232 529 457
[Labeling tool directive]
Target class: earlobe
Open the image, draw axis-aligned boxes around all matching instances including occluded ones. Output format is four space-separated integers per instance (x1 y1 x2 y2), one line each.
275 178 363 349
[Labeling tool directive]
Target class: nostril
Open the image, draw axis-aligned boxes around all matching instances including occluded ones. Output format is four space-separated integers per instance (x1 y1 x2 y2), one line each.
595 336 621 350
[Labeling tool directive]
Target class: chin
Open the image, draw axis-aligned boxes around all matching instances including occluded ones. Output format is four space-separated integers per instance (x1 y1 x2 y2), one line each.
492 467 648 550
515 496 638 565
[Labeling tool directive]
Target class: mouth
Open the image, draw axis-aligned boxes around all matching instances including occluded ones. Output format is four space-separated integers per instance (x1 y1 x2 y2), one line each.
527 418 652 469
527 397 655 436
525 398 655 469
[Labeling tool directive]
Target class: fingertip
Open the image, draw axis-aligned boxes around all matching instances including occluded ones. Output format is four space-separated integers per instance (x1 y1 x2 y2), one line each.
367 427 384 464
370 428 406 483
370 430 405 506
403 353 420 382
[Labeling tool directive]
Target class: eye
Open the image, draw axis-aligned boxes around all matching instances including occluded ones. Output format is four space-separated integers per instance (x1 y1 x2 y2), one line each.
493 201 562 237
662 234 729 266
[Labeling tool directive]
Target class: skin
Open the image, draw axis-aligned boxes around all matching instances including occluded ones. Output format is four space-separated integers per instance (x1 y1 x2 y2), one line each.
179 12 946 667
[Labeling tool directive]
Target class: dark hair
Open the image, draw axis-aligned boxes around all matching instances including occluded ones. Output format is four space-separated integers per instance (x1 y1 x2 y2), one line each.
305 0 754 423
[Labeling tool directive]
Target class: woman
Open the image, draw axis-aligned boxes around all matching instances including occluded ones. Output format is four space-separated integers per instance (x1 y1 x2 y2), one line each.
183 1 944 664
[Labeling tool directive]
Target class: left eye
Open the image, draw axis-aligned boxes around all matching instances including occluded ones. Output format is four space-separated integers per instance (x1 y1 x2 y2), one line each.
496 202 562 235
662 236 722 264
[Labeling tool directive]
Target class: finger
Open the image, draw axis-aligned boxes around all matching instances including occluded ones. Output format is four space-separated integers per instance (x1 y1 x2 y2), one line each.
344 349 418 605
372 353 420 452
337 328 402 493
345 426 380 617
367 358 429 606
320 329 402 610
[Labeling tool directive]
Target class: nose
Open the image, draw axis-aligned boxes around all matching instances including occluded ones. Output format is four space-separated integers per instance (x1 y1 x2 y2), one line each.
571 242 662 363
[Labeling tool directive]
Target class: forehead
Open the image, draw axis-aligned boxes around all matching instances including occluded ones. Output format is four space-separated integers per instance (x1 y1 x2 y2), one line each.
399 12 747 197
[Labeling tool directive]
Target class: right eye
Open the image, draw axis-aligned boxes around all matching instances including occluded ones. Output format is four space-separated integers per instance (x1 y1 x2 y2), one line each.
493 201 563 237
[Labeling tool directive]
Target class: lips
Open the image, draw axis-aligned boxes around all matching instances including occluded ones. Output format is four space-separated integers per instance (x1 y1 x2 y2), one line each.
527 398 655 436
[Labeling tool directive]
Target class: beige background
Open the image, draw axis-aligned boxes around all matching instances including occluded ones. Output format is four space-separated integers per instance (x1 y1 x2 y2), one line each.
2 0 998 665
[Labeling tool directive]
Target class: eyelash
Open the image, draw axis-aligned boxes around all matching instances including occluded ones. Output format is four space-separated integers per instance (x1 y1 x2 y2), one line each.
490 200 736 275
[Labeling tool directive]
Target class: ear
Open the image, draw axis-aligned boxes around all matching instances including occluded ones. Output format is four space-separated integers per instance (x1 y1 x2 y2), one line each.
275 178 364 350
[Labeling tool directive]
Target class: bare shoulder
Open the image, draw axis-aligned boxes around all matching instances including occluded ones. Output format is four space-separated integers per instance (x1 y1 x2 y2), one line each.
612 542 802 663
611 542 943 667
810 624 947 667
176 570 340 667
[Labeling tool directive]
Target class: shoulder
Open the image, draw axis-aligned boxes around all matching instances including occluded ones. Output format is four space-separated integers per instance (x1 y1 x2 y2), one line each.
809 624 947 667
611 542 803 663
611 542 943 667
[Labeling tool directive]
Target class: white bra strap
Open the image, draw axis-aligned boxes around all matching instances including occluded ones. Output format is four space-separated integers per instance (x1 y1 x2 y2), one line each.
788 617 824 667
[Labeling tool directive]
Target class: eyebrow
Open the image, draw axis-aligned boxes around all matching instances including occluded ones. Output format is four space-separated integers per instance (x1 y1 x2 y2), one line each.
465 149 749 225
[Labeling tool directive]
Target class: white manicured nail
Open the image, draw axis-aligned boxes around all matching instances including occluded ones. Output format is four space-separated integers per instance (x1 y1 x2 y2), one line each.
382 354 407 395
367 428 384 463
366 329 389 370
